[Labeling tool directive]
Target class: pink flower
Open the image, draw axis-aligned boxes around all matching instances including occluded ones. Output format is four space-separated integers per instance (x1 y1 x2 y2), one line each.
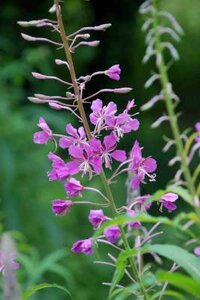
134 194 152 211
0 251 19 273
48 152 69 181
194 246 200 257
88 209 107 228
51 199 73 216
106 64 121 81
160 193 178 212
33 117 53 144
90 134 126 169
105 101 139 139
59 124 86 149
127 209 141 228
129 140 157 189
89 99 117 132
71 238 93 255
64 178 84 197
195 122 200 144
68 144 102 178
104 226 120 243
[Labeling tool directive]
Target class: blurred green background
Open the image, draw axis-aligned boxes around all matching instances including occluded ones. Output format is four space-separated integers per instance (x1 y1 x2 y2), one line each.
0 0 199 299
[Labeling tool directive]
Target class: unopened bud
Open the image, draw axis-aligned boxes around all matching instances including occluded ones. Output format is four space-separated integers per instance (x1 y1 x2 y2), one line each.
113 87 133 94
66 92 74 98
18 20 45 27
34 94 50 100
93 23 112 31
49 4 57 13
87 41 100 47
32 72 47 80
28 97 43 103
80 34 90 39
21 33 36 42
49 103 62 110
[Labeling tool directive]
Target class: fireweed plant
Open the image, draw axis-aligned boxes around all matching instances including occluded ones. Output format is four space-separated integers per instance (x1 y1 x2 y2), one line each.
16 0 200 299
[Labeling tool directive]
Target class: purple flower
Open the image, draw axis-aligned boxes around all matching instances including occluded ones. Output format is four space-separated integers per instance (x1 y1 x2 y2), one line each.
68 144 102 178
105 101 139 139
104 226 120 243
129 140 157 189
51 200 73 216
106 64 121 81
135 194 152 211
160 193 178 212
48 152 69 181
64 178 84 197
59 124 86 149
127 209 141 228
88 209 107 228
90 134 126 169
195 122 200 144
194 246 200 257
33 117 53 144
71 238 93 255
89 99 117 132
0 251 19 273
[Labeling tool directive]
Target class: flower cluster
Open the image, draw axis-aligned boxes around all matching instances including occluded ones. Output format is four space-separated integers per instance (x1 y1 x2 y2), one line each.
21 3 178 260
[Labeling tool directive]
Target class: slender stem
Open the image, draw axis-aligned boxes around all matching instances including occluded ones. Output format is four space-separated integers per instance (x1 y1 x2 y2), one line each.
54 1 150 298
152 0 197 204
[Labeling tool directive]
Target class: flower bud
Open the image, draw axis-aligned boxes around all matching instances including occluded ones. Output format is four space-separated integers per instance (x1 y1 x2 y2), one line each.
32 72 47 80
93 23 112 31
113 87 132 94
49 103 62 110
21 33 36 42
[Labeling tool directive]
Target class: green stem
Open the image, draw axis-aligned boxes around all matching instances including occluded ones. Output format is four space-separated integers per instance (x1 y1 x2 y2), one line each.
152 0 197 204
54 1 150 298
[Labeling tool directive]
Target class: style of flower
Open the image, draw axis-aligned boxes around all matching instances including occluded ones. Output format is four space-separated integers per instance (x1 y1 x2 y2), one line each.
68 144 102 178
64 178 84 198
127 209 141 229
194 246 200 257
105 64 121 81
59 123 86 149
88 209 107 229
0 251 19 274
71 238 93 255
160 193 178 212
89 99 117 132
33 117 53 144
90 134 126 169
51 199 73 216
129 140 157 189
104 226 120 243
48 152 69 181
105 100 139 139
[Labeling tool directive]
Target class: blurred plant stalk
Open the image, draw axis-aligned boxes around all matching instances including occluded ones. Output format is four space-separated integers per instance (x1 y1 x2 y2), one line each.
0 233 21 300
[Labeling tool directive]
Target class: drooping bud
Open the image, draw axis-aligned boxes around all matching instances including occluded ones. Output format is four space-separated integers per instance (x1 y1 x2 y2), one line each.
93 23 112 31
49 102 62 110
21 33 36 42
113 87 132 94
32 72 47 80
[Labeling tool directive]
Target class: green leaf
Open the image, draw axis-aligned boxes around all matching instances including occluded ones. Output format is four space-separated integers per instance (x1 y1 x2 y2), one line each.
151 290 188 300
93 214 172 239
109 256 126 299
148 244 200 281
22 283 72 299
156 271 200 297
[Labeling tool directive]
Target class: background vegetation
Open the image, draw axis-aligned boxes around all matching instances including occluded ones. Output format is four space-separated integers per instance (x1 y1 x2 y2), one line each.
0 0 199 299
